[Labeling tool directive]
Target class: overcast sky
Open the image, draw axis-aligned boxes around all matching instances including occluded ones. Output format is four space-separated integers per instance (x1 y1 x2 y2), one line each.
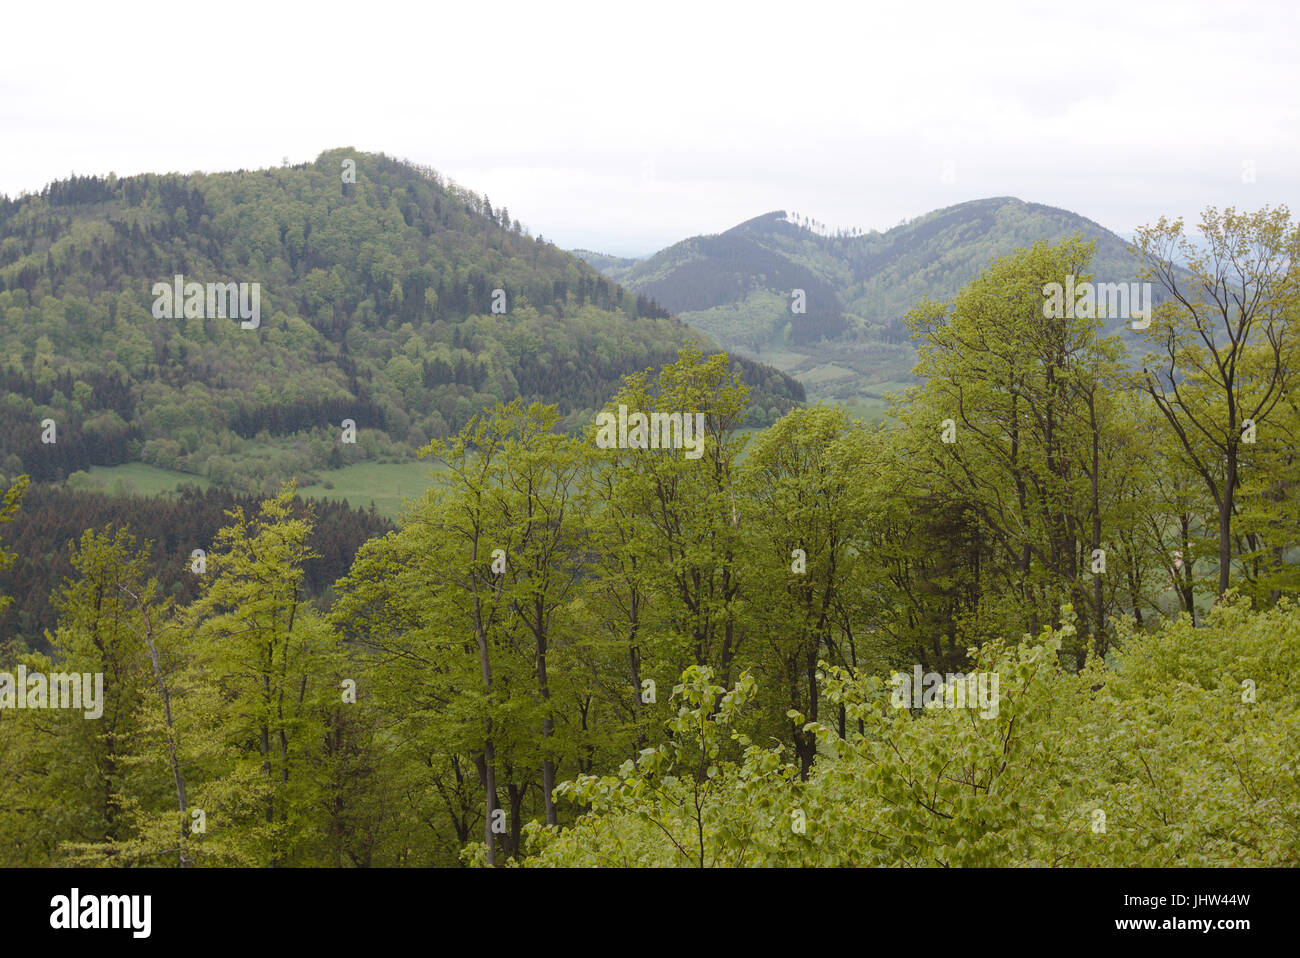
3 0 1297 256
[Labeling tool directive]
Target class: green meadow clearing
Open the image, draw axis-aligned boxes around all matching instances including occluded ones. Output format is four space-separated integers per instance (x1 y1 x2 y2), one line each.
297 461 443 517
70 461 444 520
74 463 212 495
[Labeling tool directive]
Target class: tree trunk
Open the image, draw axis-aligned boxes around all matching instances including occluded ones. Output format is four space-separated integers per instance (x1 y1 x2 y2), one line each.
1218 448 1236 598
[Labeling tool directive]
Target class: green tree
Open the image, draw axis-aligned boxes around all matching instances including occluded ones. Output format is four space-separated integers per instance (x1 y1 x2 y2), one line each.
1133 205 1299 598
739 405 878 776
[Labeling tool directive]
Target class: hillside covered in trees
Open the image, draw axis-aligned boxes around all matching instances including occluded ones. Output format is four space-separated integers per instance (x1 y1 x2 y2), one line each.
0 151 804 494
576 199 1168 406
2 209 1296 868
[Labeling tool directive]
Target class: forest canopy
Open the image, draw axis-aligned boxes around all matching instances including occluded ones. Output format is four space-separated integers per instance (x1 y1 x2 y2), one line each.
1 208 1297 867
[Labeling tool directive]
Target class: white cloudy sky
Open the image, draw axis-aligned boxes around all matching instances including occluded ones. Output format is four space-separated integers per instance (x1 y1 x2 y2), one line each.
3 0 1297 255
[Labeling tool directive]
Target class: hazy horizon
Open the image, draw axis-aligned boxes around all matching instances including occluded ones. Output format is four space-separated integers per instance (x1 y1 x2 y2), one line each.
4 0 1297 255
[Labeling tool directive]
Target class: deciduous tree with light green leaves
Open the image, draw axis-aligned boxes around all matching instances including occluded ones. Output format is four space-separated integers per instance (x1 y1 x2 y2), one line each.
1134 205 1299 598
528 600 1300 867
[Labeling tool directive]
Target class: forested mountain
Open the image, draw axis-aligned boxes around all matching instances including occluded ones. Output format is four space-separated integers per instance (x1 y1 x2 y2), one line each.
0 151 803 492
579 212 851 347
575 198 1160 382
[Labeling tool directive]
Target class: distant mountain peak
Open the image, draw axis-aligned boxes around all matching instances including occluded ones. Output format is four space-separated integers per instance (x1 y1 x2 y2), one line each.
581 197 1145 360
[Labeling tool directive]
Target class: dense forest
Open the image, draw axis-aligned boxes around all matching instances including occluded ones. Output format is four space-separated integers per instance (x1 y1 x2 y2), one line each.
0 151 804 494
1 209 1296 868
0 484 392 651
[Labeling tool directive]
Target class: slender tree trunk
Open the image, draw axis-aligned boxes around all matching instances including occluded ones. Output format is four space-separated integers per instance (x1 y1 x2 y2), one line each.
473 564 497 866
798 645 818 780
536 621 557 826
122 586 191 867
506 781 524 858
1219 449 1237 597
1179 515 1196 622
628 593 644 751
473 749 497 864
1091 400 1105 657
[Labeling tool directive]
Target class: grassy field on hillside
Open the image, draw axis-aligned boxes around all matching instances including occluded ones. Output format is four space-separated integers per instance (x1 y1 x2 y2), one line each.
297 461 443 518
70 460 444 520
73 463 212 495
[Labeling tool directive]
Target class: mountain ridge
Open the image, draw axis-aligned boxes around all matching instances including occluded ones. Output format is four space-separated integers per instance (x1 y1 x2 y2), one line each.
573 197 1158 408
